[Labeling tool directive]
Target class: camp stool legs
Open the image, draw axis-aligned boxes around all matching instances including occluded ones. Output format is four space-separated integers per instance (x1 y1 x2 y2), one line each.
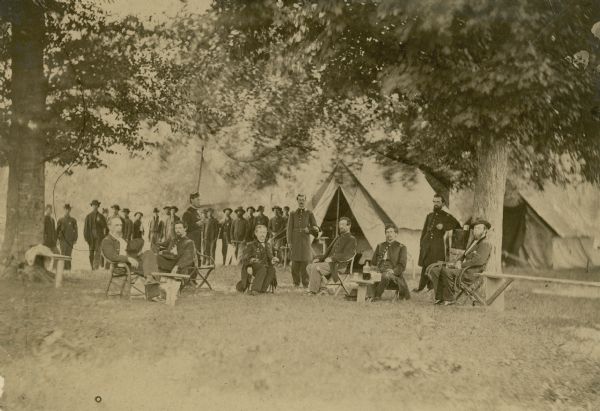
194 253 215 290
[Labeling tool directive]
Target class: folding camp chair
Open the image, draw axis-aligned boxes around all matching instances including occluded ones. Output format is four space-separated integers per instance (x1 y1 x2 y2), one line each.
102 250 144 299
453 264 488 306
326 254 356 296
182 252 215 290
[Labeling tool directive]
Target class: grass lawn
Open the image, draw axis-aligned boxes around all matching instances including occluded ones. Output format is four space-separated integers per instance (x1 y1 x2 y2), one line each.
1 264 599 411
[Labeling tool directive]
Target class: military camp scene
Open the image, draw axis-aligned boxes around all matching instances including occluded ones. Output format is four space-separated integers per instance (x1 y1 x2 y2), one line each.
1 1 600 410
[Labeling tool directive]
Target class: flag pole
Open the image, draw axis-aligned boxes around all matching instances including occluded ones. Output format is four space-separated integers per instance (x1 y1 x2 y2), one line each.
197 146 204 193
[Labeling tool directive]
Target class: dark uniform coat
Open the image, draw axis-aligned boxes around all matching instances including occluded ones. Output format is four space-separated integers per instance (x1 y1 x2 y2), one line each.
418 209 461 267
220 216 232 244
156 235 197 273
245 216 256 243
314 231 357 281
372 240 407 276
203 217 219 243
287 208 318 262
84 211 107 245
182 206 203 251
43 215 58 249
123 217 134 242
231 217 248 243
132 219 144 239
237 240 276 292
57 215 78 266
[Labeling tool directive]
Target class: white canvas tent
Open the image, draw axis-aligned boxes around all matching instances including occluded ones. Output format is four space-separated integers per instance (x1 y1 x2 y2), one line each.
309 161 439 273
451 183 600 270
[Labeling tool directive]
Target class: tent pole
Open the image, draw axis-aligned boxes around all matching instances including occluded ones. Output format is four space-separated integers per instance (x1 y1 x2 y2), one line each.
335 188 340 237
197 146 205 193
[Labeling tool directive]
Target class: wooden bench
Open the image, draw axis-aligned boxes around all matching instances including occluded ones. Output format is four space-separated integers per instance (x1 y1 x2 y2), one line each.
481 272 600 311
49 254 72 288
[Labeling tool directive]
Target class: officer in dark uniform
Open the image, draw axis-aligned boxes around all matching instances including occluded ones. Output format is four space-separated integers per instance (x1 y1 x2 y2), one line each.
43 205 58 252
286 194 319 287
230 206 248 261
122 208 134 242
245 206 257 243
269 206 287 255
57 203 78 270
220 208 233 265
203 208 219 264
132 212 144 240
414 194 461 292
182 192 203 255
84 199 108 270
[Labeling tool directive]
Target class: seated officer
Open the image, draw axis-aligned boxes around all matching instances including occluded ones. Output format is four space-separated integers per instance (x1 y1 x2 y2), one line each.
237 225 279 295
371 225 410 301
306 217 357 295
155 221 196 274
428 218 492 305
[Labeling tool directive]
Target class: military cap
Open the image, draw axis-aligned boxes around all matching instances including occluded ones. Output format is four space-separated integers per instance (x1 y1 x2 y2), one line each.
64 203 72 210
471 218 491 229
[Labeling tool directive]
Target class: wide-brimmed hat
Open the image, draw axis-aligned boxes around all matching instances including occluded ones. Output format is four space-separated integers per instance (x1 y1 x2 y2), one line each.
257 205 265 212
471 218 491 229
163 206 171 211
223 207 233 214
153 207 159 213
111 204 120 211
235 206 245 214
64 203 72 210
170 206 179 213
272 205 282 212
134 211 143 217
190 192 200 200
246 206 256 212
122 208 130 214
90 200 100 206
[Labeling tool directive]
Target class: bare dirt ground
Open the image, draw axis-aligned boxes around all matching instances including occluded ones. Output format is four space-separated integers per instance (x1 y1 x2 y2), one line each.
1 264 599 411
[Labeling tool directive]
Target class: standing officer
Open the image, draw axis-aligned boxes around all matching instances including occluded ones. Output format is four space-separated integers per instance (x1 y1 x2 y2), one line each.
84 199 107 270
286 194 319 288
220 208 233 265
43 205 58 252
414 193 461 292
148 208 163 248
57 203 78 270
182 192 203 254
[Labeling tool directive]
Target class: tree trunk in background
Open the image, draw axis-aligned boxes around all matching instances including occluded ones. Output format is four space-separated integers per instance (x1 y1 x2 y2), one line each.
472 138 508 274
0 1 47 270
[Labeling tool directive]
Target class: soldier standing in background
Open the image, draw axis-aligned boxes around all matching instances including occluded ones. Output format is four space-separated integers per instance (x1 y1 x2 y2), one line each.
121 208 134 242
203 208 219 264
245 206 256 243
148 207 162 248
84 199 107 270
132 212 144 240
220 208 233 265
230 206 248 262
182 193 203 254
57 203 78 270
43 204 58 252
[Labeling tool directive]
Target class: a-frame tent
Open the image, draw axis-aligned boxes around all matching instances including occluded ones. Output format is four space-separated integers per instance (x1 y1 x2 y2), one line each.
451 182 600 270
309 161 439 273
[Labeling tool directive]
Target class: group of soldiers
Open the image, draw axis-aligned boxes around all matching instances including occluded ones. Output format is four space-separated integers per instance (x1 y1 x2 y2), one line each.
42 190 492 305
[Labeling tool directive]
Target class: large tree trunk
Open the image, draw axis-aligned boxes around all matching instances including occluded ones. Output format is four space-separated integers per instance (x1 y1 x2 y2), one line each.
471 138 508 274
0 1 47 271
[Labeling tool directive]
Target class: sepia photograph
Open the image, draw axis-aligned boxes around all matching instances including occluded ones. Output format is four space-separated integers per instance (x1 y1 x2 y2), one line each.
0 0 599 410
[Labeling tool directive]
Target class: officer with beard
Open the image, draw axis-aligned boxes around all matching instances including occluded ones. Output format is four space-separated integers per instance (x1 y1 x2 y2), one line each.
414 194 461 292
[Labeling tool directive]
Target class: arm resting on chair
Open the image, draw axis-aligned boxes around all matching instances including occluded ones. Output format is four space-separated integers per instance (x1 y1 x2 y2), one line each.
101 237 129 264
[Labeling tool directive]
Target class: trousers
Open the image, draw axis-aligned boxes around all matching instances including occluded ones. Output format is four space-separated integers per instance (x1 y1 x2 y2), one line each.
291 261 309 287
